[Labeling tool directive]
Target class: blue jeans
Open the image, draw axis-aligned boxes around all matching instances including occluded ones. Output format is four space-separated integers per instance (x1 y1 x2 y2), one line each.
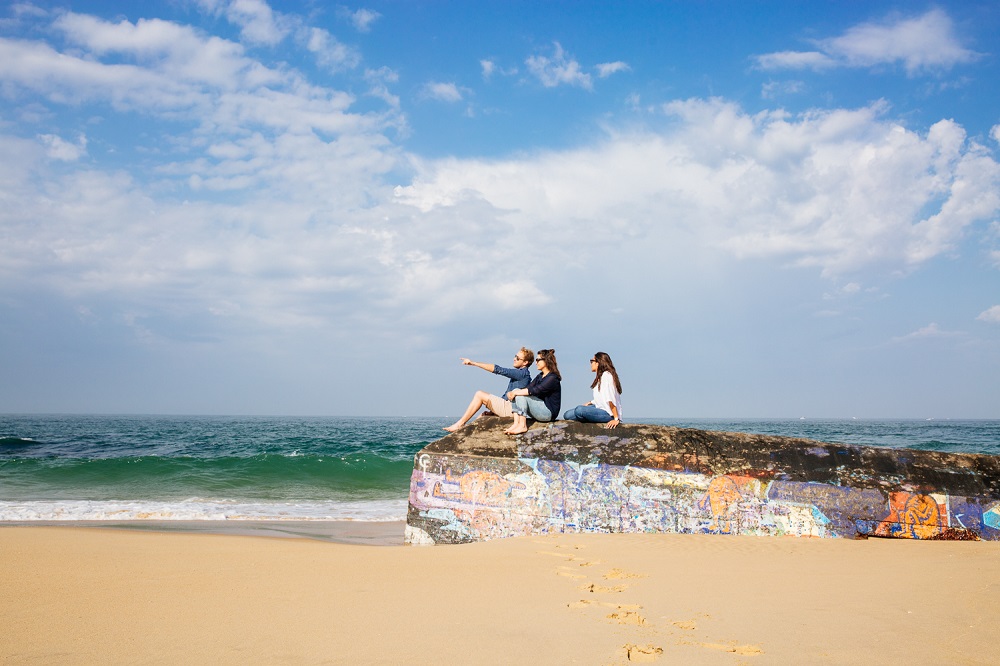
512 395 553 422
563 404 613 423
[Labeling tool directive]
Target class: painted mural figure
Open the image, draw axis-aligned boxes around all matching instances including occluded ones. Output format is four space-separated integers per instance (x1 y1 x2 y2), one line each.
698 476 743 533
443 348 534 432
505 349 562 435
875 491 943 539
563 351 623 429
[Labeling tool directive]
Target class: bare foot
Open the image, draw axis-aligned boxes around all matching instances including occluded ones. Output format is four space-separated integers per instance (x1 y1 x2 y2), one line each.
443 423 464 432
504 426 528 435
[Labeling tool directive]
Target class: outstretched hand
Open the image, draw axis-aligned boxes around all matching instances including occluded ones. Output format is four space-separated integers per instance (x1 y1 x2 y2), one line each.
460 357 473 365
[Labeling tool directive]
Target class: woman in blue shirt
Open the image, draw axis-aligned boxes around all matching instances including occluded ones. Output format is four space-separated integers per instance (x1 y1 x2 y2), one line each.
505 348 561 435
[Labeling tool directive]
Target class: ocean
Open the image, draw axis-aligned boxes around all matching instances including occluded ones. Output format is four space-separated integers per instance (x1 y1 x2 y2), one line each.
1 415 998 523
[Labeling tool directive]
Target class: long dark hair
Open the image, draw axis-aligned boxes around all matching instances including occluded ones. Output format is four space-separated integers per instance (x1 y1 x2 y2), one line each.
590 352 622 394
536 348 561 380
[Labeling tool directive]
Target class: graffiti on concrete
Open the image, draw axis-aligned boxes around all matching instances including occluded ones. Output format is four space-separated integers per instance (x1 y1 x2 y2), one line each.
874 491 946 539
406 421 1000 544
431 469 526 507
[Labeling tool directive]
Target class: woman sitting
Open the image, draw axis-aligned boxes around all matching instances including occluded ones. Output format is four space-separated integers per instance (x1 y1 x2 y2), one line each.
563 352 623 429
505 348 561 435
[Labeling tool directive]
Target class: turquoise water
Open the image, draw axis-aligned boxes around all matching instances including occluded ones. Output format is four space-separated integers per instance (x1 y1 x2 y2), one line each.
1 415 997 521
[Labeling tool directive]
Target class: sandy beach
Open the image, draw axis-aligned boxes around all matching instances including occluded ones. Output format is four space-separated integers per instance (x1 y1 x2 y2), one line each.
2 526 997 665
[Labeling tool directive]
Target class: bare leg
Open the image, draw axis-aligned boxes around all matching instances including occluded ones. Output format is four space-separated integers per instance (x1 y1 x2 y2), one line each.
505 412 528 435
444 390 492 432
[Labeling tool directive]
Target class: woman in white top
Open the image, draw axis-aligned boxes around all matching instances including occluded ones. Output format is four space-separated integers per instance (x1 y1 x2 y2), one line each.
562 352 623 429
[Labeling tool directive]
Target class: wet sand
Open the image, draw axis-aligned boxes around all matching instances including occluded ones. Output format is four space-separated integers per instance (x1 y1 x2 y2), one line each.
1 526 997 664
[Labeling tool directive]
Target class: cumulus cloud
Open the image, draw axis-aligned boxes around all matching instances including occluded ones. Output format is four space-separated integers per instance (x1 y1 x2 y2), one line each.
526 42 592 90
348 8 381 33
3 7 1000 352
756 9 979 75
422 81 463 103
38 133 87 161
596 61 630 78
305 27 361 71
395 99 1000 278
978 306 1000 323
0 12 384 142
198 0 291 45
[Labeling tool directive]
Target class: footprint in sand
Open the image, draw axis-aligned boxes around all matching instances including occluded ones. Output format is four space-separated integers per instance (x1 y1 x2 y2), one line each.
537 549 605 568
556 570 587 579
579 582 626 593
671 620 697 630
608 608 647 626
622 643 663 663
568 599 640 611
603 568 646 580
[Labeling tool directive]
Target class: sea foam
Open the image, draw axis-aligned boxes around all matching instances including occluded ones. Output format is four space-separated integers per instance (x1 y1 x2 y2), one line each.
0 498 408 522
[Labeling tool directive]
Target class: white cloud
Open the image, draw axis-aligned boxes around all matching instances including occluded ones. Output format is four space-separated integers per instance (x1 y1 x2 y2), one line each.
480 58 516 80
395 99 1000 278
0 14 386 141
977 306 1000 323
203 0 291 45
991 124 1000 145
755 51 835 71
422 81 463 103
305 27 361 71
349 8 381 33
3 7 1000 354
891 323 963 342
493 280 551 309
756 9 979 75
596 61 630 78
526 42 592 90
761 80 805 99
38 133 87 161
365 66 400 108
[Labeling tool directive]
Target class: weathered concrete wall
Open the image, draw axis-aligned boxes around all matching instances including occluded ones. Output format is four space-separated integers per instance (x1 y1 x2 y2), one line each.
405 418 1000 544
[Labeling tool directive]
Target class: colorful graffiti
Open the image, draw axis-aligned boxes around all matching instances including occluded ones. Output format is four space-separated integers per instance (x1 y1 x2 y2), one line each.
431 469 525 507
405 424 1000 545
874 492 947 539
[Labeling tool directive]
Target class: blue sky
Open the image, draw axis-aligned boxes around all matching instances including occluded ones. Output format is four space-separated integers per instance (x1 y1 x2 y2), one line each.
1 1 998 418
